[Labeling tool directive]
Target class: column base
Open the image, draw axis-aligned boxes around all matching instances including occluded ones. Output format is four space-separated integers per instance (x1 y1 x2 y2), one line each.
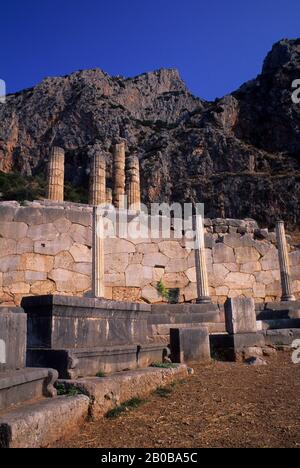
281 294 296 302
196 296 212 304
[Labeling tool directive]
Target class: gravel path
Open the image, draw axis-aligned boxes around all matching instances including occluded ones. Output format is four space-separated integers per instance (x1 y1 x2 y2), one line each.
58 353 300 448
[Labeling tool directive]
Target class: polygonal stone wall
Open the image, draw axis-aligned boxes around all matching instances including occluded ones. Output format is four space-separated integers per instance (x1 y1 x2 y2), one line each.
0 201 300 306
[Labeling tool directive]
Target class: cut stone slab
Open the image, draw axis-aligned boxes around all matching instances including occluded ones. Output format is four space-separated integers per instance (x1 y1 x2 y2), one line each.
0 307 26 371
170 327 211 363
0 395 89 448
57 365 189 419
0 368 58 411
225 297 257 334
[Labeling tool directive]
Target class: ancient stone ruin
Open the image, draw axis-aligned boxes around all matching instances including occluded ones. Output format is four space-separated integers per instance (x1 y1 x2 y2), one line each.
0 141 300 448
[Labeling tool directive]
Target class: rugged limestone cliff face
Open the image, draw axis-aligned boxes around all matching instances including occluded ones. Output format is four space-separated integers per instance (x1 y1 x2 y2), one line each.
0 39 299 228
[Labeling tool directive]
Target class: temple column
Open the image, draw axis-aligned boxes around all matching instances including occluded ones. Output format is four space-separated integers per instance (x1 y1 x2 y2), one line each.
89 152 106 206
127 154 141 211
113 142 126 209
46 147 65 202
106 188 113 205
276 221 295 301
92 207 105 298
194 214 211 304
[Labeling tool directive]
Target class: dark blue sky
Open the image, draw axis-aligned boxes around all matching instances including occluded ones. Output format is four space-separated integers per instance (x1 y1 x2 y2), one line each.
1 0 299 100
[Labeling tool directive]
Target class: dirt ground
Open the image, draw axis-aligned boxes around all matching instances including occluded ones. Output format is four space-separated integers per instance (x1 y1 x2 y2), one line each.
58 353 300 449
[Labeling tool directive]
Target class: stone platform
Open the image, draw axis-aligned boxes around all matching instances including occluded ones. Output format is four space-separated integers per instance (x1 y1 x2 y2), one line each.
22 295 166 378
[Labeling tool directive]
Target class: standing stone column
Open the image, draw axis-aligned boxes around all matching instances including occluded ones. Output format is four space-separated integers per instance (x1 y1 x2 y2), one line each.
46 147 65 202
89 152 106 206
92 207 105 298
194 214 211 304
106 188 113 205
113 142 126 209
127 154 141 211
276 221 295 302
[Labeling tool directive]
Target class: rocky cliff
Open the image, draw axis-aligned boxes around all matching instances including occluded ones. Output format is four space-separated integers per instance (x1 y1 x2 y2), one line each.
0 39 299 229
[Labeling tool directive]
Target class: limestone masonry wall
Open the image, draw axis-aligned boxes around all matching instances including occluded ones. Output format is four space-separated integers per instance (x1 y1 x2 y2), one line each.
0 201 300 306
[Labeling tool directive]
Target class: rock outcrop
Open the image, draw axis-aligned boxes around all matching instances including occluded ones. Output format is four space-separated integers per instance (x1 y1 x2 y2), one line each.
0 39 300 228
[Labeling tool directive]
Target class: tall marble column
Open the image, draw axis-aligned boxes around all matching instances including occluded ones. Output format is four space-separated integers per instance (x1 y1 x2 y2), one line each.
113 142 126 209
46 147 65 202
276 221 295 302
106 188 113 205
194 214 211 304
92 207 105 298
89 152 106 206
127 154 141 211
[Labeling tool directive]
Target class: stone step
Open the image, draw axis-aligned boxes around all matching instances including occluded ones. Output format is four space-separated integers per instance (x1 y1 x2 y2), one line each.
150 322 226 337
257 319 300 330
263 328 300 347
0 395 89 448
58 364 189 420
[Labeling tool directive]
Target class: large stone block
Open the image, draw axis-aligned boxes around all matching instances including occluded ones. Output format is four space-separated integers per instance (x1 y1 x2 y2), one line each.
165 258 188 273
16 238 33 254
53 217 72 234
235 246 260 263
27 223 58 241
70 224 92 246
212 243 235 263
141 285 161 303
158 241 187 259
104 238 135 254
0 239 16 258
170 327 211 363
0 255 21 273
21 253 54 272
125 264 153 287
225 272 254 289
105 253 129 273
34 234 73 256
0 222 28 240
142 252 169 267
225 297 257 334
0 307 27 371
261 249 279 271
48 269 90 293
69 243 92 263
162 272 189 288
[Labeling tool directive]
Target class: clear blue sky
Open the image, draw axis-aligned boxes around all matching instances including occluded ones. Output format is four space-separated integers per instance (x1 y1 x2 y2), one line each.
1 0 299 100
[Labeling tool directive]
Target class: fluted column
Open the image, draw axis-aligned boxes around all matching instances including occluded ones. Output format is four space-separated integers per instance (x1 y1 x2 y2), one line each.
89 152 106 206
195 214 211 304
127 154 141 211
113 142 126 209
46 147 65 202
276 221 295 302
106 188 113 205
92 207 105 298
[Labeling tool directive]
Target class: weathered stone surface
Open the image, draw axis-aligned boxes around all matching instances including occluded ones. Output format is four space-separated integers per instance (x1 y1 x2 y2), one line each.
142 252 169 267
0 239 16 258
183 282 198 302
225 297 257 334
105 253 129 274
128 252 143 264
253 283 266 298
21 253 54 272
73 263 92 275
54 251 74 270
25 271 47 282
0 255 20 273
185 267 196 283
27 223 58 241
240 261 261 273
3 271 25 287
69 244 92 263
48 269 90 292
165 258 188 273
34 234 73 256
153 267 165 281
70 224 92 246
290 250 300 267
261 250 279 271
212 244 235 263
104 238 135 254
141 285 161 303
0 222 28 240
158 241 187 259
104 273 125 287
136 243 158 254
30 280 55 295
0 395 89 448
53 217 72 234
125 264 153 287
235 247 260 264
16 238 33 254
0 306 27 371
226 272 255 289
170 327 211 363
162 272 189 288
